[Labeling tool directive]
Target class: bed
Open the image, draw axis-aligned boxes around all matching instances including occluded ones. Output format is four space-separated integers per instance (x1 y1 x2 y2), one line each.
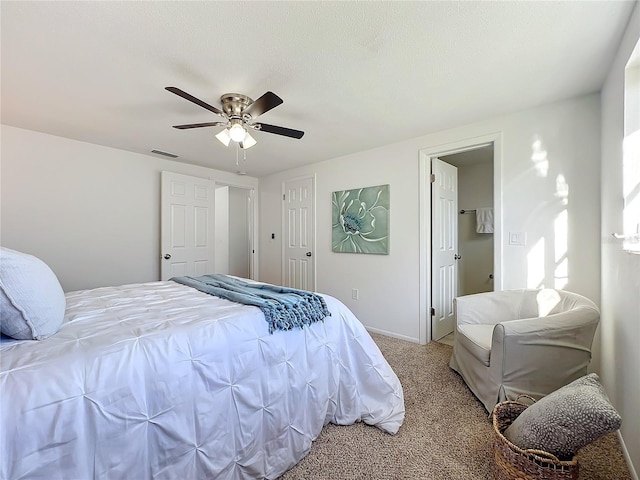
0 249 405 480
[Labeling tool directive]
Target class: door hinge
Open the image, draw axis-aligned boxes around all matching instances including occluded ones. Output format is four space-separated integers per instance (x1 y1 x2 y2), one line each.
430 173 436 183
283 194 286 200
430 307 435 316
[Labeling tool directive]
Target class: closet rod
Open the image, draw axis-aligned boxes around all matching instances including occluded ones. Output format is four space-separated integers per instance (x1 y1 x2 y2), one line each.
459 209 476 214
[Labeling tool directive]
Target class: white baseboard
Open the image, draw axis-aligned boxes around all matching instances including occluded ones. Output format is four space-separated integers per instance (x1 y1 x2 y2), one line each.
365 326 420 344
618 430 638 480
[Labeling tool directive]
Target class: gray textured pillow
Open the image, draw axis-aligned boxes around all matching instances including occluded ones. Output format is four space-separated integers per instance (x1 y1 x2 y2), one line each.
503 374 621 459
0 247 66 340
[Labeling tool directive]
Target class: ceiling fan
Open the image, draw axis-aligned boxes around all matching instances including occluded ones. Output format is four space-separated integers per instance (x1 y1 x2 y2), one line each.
165 87 304 150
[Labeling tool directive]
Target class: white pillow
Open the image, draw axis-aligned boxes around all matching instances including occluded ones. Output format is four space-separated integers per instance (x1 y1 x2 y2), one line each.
0 247 66 340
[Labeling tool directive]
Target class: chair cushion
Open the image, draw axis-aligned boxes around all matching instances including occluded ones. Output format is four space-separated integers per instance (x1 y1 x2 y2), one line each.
0 247 66 340
456 324 494 366
503 373 621 459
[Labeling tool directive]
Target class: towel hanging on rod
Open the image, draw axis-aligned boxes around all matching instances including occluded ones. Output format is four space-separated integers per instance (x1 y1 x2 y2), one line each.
475 207 494 233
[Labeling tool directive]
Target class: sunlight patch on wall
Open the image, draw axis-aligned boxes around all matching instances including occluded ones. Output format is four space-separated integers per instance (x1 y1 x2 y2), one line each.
623 39 640 253
527 237 545 288
526 173 570 289
536 288 561 317
622 131 639 252
555 174 569 205
554 209 568 289
531 138 549 177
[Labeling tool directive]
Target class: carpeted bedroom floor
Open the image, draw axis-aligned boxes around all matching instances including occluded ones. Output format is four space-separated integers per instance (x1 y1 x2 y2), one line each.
281 333 632 479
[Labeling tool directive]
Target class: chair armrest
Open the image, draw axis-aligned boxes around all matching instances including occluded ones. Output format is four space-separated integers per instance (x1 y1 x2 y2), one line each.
455 289 528 326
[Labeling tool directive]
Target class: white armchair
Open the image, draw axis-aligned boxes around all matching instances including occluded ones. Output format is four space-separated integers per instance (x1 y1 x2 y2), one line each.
449 288 600 412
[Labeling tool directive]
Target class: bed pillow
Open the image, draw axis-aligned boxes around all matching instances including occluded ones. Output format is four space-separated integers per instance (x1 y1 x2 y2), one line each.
0 247 66 340
503 373 621 459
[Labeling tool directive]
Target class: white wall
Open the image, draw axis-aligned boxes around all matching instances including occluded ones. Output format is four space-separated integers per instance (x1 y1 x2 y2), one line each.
600 3 640 478
261 148 422 342
0 125 258 292
260 93 602 344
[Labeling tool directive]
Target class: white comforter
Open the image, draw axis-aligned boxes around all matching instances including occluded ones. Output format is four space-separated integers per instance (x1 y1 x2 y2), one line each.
0 281 404 480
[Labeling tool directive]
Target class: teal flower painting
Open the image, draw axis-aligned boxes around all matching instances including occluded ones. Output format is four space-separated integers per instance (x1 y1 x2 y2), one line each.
332 184 389 254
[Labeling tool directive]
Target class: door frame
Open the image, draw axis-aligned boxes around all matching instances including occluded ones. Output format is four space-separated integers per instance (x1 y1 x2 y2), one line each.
418 132 503 344
281 174 316 291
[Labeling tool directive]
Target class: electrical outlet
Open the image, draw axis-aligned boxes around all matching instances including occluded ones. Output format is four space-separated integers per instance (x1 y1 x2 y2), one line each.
351 289 359 300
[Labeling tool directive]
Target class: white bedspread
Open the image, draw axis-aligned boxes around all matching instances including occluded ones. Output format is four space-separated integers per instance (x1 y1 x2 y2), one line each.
0 281 404 479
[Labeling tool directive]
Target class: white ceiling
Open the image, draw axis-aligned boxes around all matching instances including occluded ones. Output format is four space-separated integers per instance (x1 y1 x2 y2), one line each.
442 145 494 167
1 1 635 177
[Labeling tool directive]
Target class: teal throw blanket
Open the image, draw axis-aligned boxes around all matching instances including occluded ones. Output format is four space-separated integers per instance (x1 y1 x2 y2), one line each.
171 274 330 334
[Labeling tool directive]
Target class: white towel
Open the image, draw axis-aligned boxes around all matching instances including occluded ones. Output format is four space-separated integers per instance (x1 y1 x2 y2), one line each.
476 207 494 234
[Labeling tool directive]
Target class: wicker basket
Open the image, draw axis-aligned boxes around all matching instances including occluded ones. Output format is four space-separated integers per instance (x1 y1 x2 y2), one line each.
492 397 579 480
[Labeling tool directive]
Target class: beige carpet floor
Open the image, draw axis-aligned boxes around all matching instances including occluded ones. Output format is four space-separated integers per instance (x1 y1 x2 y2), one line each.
281 333 632 479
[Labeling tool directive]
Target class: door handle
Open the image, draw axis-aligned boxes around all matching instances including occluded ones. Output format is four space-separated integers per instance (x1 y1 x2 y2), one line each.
305 252 312 257
163 254 172 260
454 254 461 260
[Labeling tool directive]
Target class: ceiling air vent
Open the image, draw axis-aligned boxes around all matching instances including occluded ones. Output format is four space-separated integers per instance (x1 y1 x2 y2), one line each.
151 149 178 158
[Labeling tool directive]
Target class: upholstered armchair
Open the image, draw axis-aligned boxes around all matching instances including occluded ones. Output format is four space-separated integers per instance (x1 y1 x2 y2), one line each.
449 288 600 412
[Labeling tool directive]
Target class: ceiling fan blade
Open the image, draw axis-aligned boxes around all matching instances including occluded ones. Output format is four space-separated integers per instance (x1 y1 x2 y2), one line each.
243 91 283 118
165 87 224 116
257 122 305 139
172 122 227 130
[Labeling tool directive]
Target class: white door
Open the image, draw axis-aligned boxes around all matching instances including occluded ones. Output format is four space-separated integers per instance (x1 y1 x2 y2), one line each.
160 171 216 280
283 176 314 291
431 159 459 340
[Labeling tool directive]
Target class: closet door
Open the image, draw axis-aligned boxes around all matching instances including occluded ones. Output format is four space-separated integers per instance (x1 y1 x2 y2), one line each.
160 171 215 280
283 176 315 291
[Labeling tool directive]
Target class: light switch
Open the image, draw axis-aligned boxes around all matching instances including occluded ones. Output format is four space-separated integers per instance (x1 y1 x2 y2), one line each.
509 232 527 246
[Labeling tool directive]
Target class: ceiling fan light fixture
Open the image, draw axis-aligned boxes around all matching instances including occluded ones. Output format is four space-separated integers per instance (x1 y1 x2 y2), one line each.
228 121 247 142
167 87 304 153
215 128 231 147
241 131 257 149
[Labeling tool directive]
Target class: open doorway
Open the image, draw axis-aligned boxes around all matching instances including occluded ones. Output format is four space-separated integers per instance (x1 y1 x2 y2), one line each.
431 146 495 344
441 145 495 296
214 184 256 279
418 133 502 344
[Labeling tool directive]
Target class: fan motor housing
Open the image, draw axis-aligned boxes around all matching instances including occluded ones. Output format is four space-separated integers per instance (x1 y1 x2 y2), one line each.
220 93 253 117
